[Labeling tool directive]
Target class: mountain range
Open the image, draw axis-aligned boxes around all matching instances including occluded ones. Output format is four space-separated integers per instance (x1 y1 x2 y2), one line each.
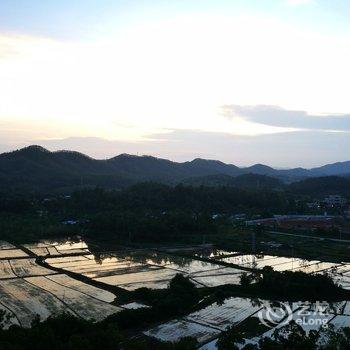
0 145 350 192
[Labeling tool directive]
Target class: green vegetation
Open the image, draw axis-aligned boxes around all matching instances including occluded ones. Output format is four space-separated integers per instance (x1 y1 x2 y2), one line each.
182 173 284 190
1 148 350 349
289 176 350 197
106 274 200 329
0 213 80 243
0 313 198 350
246 266 348 300
1 183 349 260
0 183 298 243
217 320 350 350
116 271 349 322
0 274 202 349
189 269 349 303
217 317 271 350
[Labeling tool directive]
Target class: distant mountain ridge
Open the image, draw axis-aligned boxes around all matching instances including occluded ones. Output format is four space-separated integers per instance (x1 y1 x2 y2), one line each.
0 145 350 192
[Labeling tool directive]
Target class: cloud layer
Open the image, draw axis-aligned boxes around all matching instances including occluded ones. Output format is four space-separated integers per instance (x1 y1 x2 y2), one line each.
222 105 350 132
29 128 350 168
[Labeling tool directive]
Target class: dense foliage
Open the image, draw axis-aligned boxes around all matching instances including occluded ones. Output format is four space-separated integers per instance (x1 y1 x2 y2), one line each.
0 314 198 350
217 320 350 350
239 266 347 300
182 173 284 190
106 274 200 329
0 183 300 242
62 183 292 214
289 176 350 197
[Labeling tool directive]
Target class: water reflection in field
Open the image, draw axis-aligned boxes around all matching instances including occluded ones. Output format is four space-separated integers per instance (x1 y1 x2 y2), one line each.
46 248 245 290
1 237 349 336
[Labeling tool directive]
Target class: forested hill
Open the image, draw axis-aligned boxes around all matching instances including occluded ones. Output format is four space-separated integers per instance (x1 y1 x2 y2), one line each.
182 173 284 190
289 176 350 196
0 145 350 192
0 146 243 191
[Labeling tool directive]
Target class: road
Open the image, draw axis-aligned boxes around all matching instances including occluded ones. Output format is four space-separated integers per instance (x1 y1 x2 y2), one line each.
267 231 350 244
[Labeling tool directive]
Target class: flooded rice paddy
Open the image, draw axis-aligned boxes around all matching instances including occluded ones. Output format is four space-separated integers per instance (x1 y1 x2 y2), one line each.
1 239 350 347
0 240 120 328
45 249 245 290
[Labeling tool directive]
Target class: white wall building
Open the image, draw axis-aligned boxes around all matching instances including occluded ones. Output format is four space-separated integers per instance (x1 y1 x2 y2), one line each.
324 195 347 207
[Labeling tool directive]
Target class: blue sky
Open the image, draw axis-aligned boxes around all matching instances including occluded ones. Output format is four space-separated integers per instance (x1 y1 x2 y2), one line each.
1 0 350 167
1 0 349 38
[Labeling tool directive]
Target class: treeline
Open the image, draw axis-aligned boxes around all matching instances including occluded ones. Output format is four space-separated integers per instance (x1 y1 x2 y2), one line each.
289 176 350 197
53 183 295 214
0 191 34 214
0 183 302 242
0 183 296 214
0 314 197 350
218 320 350 350
53 184 297 241
239 266 348 300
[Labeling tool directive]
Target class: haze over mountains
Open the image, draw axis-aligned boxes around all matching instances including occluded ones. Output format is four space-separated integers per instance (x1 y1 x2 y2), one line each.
1 145 350 192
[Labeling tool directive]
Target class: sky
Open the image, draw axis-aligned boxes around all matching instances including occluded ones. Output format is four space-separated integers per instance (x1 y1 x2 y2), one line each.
1 0 350 167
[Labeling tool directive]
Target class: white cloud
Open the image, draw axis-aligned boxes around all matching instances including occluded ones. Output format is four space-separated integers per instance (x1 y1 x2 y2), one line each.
222 105 350 132
1 12 350 145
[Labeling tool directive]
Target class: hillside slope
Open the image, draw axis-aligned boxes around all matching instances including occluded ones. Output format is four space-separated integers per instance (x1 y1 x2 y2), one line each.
0 145 349 192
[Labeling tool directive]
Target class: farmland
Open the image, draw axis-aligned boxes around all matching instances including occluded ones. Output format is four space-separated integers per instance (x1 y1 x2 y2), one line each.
138 247 350 348
0 240 121 328
1 238 350 349
45 248 246 291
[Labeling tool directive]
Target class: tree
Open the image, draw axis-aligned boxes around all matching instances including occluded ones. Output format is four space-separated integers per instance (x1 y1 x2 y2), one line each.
240 272 252 288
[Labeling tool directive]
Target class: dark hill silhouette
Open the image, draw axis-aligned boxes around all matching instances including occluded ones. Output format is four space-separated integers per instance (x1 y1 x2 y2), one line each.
243 163 277 176
0 145 350 192
311 161 350 176
186 158 242 177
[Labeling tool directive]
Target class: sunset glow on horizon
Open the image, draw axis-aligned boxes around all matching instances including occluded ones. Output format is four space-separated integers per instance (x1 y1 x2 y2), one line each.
1 0 350 166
